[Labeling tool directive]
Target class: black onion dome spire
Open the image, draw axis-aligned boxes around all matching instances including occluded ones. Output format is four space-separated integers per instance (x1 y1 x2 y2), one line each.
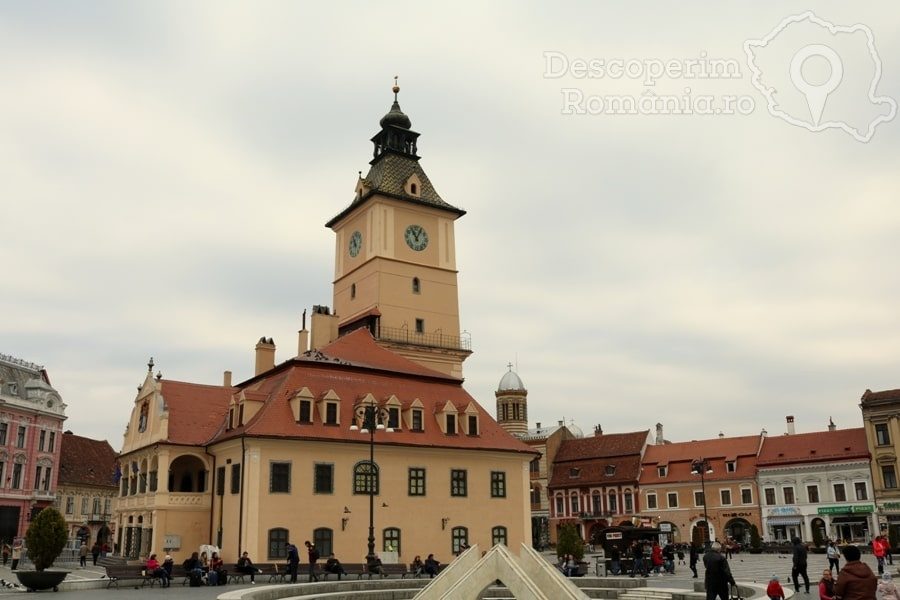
380 78 412 129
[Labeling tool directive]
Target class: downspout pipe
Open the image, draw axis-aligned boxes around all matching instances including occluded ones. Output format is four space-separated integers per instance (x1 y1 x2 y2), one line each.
238 435 246 557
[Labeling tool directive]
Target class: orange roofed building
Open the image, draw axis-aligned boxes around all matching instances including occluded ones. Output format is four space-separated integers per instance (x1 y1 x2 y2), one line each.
756 423 872 544
548 430 651 545
638 434 763 546
112 87 537 563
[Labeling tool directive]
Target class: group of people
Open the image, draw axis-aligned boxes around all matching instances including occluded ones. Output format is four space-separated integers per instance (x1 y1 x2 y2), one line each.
0 540 23 570
77 541 105 567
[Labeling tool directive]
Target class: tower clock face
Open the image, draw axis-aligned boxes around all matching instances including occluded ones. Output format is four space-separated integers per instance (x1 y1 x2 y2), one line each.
348 230 362 257
404 224 429 251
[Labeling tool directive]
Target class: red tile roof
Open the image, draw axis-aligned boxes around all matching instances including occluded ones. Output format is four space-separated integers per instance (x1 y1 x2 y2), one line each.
554 431 649 462
757 428 869 467
160 380 234 445
861 389 900 404
549 455 642 488
58 433 118 488
206 329 535 456
640 435 761 484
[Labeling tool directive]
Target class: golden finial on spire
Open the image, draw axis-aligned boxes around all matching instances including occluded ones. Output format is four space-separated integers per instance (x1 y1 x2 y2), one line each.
392 75 400 100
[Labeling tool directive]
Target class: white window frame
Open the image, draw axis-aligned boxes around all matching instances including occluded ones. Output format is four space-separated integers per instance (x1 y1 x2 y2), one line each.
720 488 732 506
667 491 679 508
646 492 658 510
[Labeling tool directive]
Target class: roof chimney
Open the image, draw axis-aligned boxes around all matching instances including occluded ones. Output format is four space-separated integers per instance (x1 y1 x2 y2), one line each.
536 422 541 429
655 423 664 445
223 370 232 387
558 420 563 427
828 417 836 432
594 424 603 436
254 337 276 376
786 415 795 435
718 431 724 439
298 309 310 355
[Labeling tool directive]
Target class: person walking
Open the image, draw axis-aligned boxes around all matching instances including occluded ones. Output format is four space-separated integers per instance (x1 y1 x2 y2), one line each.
874 535 888 576
286 542 300 583
703 542 735 600
1 541 9 566
689 542 699 579
305 540 319 582
78 542 88 568
791 537 810 594
834 544 877 600
825 541 840 575
91 542 101 566
818 569 835 600
11 540 22 571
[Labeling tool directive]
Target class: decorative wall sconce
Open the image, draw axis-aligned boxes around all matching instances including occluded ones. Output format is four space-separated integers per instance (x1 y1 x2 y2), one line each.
342 506 351 531
441 517 450 531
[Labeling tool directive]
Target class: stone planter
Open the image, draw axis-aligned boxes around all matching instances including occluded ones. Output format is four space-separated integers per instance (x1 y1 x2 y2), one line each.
14 570 69 592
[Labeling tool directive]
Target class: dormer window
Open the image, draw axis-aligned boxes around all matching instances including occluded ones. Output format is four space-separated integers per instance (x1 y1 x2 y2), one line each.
467 414 478 436
410 183 418 195
657 465 667 477
412 277 420 294
569 467 581 478
411 408 423 431
324 402 339 425
726 461 736 473
605 465 616 476
6 383 17 395
227 407 234 431
446 414 457 435
298 400 312 423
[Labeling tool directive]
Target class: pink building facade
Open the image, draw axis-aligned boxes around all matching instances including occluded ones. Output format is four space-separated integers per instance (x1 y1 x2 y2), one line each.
0 354 67 542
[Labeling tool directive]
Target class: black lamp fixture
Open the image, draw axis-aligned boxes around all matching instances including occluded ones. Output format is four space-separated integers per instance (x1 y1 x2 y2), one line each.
349 400 393 563
690 458 713 548
441 517 450 531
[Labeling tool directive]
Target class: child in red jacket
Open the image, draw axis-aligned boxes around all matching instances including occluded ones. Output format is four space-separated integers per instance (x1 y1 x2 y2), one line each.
767 575 786 600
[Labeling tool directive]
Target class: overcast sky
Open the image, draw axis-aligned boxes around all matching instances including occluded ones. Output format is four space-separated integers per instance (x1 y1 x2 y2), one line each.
2 2 899 449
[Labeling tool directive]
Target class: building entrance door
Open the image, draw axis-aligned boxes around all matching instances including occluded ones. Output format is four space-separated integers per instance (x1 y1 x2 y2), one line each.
0 507 19 542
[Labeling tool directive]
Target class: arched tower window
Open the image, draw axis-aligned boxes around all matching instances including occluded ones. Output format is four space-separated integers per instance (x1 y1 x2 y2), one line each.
412 277 420 294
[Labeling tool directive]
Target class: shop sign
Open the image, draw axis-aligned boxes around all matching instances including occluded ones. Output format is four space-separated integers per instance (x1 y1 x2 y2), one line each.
660 523 672 532
721 512 752 518
884 502 900 510
817 505 874 515
769 507 801 516
605 532 623 540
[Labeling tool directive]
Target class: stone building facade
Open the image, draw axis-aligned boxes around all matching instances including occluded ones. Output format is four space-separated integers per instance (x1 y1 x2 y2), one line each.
56 431 117 546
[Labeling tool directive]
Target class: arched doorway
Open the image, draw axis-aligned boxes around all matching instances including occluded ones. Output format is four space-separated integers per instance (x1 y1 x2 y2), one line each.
692 520 711 546
724 518 751 545
810 518 827 546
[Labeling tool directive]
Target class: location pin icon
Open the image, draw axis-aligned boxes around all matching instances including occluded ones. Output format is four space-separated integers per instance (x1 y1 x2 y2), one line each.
790 44 843 126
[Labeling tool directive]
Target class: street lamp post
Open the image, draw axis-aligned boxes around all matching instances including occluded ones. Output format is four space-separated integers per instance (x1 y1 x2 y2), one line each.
350 401 393 563
691 458 713 549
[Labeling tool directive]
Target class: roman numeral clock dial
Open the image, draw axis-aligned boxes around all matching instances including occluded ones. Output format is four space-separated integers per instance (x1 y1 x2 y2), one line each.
348 230 362 257
404 224 428 251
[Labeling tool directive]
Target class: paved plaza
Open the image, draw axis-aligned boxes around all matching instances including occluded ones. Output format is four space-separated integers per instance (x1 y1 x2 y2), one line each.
0 552 887 597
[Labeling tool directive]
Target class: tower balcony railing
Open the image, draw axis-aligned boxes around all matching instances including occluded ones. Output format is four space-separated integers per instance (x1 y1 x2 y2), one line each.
374 325 471 352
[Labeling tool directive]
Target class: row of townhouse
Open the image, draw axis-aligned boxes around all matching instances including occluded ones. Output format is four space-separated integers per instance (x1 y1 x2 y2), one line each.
543 418 875 547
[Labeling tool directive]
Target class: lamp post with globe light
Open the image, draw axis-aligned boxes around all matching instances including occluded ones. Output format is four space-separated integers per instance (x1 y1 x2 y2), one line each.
349 401 393 563
691 458 713 549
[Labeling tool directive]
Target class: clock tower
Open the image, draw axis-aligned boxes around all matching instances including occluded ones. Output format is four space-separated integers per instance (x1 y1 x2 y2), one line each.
325 82 471 378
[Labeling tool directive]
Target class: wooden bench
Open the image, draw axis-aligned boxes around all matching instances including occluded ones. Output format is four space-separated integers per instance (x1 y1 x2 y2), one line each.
264 563 288 583
104 565 162 589
381 563 408 578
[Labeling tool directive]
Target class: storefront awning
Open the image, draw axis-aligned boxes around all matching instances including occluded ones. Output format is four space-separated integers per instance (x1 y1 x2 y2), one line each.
768 516 803 525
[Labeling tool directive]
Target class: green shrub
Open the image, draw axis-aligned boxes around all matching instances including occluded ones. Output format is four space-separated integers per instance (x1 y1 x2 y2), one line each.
24 508 67 571
556 523 584 561
749 524 761 550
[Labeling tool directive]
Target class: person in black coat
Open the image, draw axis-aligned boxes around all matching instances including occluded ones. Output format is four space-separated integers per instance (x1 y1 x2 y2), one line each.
703 542 735 600
689 543 700 578
791 537 810 594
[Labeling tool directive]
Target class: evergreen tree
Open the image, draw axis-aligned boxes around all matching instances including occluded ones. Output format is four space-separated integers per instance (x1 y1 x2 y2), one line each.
749 524 762 550
556 523 584 561
25 508 67 571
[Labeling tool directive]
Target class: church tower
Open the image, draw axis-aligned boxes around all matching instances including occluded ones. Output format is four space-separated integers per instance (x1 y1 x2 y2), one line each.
326 81 471 379
496 364 528 437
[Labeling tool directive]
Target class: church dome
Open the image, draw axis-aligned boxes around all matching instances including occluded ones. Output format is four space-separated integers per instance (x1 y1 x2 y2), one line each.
380 100 411 129
497 368 525 392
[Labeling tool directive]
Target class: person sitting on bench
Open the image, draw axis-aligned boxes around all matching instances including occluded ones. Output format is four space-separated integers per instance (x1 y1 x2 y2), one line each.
424 554 441 578
237 551 261 584
146 553 170 588
324 553 347 579
367 554 385 577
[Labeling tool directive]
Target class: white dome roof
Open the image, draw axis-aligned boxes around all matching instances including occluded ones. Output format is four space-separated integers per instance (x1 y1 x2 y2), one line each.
497 369 525 392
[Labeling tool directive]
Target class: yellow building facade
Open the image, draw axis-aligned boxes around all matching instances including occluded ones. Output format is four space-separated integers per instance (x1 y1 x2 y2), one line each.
112 87 536 564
